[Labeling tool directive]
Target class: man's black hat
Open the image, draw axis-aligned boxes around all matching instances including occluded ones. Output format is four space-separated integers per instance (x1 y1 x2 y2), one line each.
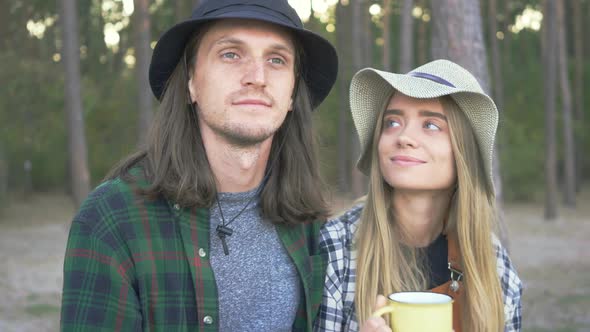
149 0 338 109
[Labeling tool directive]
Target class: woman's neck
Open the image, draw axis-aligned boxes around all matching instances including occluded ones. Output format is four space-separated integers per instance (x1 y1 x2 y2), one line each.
392 189 454 247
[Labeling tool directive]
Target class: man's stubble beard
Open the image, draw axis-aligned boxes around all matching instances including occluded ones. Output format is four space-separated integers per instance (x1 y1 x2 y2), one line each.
195 101 287 148
215 122 278 147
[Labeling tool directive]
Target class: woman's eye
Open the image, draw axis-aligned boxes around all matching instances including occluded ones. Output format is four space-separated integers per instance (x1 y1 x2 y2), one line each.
385 119 401 128
425 121 441 131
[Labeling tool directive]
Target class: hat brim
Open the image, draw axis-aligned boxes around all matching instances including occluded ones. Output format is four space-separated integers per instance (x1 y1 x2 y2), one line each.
350 68 498 191
149 10 338 109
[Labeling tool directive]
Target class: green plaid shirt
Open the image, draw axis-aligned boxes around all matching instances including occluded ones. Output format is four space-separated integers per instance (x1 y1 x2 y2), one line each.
61 173 326 331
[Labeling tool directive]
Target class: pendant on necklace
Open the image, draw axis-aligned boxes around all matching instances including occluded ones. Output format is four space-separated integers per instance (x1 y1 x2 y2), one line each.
216 225 233 255
450 279 460 292
448 262 463 292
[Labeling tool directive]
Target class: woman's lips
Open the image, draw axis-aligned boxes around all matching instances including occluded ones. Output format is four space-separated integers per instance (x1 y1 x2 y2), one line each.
391 155 426 166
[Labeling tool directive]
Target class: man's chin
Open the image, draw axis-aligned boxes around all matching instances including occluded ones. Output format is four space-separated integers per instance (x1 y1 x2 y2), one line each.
222 129 277 147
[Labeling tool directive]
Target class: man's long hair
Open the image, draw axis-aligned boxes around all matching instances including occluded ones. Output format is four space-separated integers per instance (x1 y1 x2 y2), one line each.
106 26 330 225
354 94 504 331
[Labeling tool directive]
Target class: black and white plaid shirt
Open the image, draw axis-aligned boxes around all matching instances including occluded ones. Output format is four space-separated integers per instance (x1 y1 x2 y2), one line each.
314 204 523 332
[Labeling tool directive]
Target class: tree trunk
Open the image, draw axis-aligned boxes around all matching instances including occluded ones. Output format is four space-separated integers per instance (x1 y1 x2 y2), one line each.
430 0 509 248
60 0 91 208
399 0 414 72
542 0 558 220
430 0 490 92
488 0 504 113
336 1 351 194
176 1 186 21
572 0 584 189
556 0 576 207
351 0 368 197
363 0 373 67
417 0 429 65
135 0 154 147
502 0 513 71
382 0 392 71
0 146 7 208
588 0 590 56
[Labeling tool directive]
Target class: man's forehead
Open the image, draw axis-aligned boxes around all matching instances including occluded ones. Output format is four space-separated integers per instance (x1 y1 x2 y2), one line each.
200 18 296 51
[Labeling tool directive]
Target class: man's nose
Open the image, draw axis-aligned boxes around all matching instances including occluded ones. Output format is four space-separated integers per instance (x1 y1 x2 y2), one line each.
241 58 267 87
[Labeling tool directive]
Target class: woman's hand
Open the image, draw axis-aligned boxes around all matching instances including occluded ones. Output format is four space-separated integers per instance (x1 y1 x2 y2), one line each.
359 295 392 332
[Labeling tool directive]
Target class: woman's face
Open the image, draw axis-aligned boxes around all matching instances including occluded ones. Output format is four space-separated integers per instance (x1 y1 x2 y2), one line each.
377 92 456 192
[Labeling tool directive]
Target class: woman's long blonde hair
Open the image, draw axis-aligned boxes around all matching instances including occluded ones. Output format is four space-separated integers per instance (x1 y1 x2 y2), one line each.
354 94 504 331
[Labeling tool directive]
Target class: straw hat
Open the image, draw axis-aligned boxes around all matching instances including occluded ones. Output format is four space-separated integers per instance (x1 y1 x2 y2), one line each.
350 59 498 192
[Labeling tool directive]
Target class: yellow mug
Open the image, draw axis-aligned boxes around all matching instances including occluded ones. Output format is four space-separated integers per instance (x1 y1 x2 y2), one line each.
371 291 453 332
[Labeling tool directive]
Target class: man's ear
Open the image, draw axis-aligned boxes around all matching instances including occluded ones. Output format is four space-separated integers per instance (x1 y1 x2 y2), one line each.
188 77 196 103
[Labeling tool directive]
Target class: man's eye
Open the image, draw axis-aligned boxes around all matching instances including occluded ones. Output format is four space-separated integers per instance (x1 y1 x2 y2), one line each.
221 52 239 59
268 58 285 65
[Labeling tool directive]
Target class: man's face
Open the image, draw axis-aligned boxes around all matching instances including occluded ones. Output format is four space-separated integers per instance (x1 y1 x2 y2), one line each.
188 19 296 146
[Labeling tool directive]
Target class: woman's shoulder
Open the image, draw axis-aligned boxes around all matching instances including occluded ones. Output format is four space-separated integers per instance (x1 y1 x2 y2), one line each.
491 235 523 301
321 203 365 243
320 203 364 250
491 236 523 329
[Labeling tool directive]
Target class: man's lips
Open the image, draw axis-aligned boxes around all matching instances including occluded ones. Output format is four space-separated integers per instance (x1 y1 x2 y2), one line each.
391 155 426 166
232 99 271 107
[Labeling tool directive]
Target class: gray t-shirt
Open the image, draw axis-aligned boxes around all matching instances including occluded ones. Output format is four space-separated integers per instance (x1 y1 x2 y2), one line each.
209 189 301 331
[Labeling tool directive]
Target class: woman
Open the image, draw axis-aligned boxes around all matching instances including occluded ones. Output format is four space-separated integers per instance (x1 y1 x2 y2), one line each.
315 60 522 332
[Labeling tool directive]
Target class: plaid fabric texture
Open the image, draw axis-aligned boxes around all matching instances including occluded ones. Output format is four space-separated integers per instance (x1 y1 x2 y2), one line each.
313 204 523 332
61 171 326 331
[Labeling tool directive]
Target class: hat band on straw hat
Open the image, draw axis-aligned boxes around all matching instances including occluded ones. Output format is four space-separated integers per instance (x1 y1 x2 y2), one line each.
409 72 456 88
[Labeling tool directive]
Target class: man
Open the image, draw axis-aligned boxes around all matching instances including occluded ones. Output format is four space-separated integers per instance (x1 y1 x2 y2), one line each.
60 0 338 331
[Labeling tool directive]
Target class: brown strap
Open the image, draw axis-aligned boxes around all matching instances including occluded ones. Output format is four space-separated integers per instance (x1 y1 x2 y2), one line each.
446 231 461 272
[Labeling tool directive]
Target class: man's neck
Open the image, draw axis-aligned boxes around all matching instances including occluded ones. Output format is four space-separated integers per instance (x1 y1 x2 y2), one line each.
201 128 273 193
392 189 453 248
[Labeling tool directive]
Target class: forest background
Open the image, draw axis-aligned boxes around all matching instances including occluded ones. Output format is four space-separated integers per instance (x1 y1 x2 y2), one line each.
0 0 588 331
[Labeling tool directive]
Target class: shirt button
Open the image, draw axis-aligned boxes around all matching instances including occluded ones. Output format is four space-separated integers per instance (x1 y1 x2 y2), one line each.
198 248 207 257
173 203 180 210
203 315 213 325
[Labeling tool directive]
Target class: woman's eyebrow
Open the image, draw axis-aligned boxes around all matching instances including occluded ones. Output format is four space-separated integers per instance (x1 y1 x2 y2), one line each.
383 109 403 117
419 110 447 122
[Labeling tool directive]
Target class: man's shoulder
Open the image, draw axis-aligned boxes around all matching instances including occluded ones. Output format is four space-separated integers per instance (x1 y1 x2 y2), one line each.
74 169 167 228
82 176 136 209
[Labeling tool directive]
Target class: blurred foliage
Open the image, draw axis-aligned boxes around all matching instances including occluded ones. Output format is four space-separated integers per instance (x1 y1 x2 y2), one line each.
0 0 588 203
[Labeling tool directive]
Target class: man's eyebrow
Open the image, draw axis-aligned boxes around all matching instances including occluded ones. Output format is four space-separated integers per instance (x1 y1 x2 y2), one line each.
213 37 295 55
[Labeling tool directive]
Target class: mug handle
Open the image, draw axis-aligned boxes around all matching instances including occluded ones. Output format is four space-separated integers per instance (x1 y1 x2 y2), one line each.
371 305 395 318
